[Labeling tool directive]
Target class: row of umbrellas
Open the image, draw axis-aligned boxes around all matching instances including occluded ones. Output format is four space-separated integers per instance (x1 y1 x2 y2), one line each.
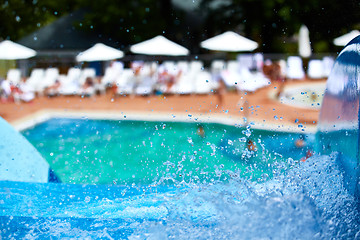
0 31 258 62
0 30 358 61
77 32 258 62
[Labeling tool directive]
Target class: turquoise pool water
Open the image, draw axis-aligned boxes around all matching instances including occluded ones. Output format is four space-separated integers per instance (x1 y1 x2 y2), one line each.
22 118 314 185
1 118 357 239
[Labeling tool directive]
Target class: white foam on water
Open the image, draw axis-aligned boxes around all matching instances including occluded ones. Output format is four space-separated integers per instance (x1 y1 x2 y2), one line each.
4 153 357 239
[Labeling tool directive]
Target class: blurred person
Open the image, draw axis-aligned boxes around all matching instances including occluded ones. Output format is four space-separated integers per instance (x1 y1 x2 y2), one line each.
44 79 61 97
295 134 306 148
301 149 314 162
247 139 257 152
214 74 226 108
0 77 11 102
131 61 144 93
157 67 176 94
197 125 205 138
79 77 95 97
15 77 35 103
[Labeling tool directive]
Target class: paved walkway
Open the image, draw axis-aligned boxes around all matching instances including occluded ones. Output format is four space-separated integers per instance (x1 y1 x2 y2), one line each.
0 79 325 132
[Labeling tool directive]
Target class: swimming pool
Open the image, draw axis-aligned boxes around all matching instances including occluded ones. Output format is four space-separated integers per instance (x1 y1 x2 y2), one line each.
21 118 314 185
0 117 358 239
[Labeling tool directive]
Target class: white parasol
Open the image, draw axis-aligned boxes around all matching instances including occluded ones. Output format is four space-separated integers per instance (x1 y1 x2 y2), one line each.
130 35 189 56
333 30 360 46
76 43 124 62
200 31 258 52
0 40 36 59
298 25 311 58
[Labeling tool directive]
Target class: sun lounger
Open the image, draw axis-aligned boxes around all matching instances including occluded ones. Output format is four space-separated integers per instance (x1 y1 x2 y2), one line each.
237 54 254 70
211 60 226 73
102 67 119 87
133 64 156 95
253 53 264 71
194 71 213 94
26 68 45 92
59 68 81 95
17 81 35 102
189 61 204 74
134 76 155 95
37 68 59 93
235 68 270 92
79 68 96 85
115 69 134 95
6 69 21 85
307 60 324 79
220 61 241 87
286 56 305 80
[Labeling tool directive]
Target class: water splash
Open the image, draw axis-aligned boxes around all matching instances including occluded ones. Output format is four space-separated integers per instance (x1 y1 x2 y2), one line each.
1 153 358 239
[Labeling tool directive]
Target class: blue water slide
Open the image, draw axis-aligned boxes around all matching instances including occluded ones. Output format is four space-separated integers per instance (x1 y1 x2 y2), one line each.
0 117 59 183
317 35 360 198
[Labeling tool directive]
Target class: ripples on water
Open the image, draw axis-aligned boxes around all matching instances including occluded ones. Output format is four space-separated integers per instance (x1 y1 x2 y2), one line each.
1 153 359 239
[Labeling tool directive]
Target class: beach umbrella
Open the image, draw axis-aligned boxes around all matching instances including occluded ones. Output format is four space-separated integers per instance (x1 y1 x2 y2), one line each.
0 40 36 60
130 35 189 56
76 43 124 62
333 30 360 46
298 25 311 58
200 31 258 52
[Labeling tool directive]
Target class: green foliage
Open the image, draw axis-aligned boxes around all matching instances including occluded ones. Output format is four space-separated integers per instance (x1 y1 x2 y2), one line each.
1 0 359 52
199 0 360 52
0 0 78 41
75 0 181 46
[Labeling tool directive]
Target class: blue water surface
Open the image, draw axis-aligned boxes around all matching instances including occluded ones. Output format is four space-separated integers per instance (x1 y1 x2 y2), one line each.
0 119 359 239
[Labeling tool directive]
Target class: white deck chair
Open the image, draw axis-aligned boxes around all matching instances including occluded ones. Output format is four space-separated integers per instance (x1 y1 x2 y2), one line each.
307 60 324 79
26 69 45 92
189 61 204 74
169 61 192 94
220 61 241 87
134 65 155 95
286 56 305 80
177 61 189 73
194 71 213 94
170 70 195 94
6 69 21 85
236 68 270 92
18 82 35 102
135 76 155 95
253 53 264 72
237 54 254 70
211 60 226 74
37 68 59 93
102 67 116 86
227 60 239 72
79 68 96 85
116 69 134 95
163 61 177 75
59 68 81 95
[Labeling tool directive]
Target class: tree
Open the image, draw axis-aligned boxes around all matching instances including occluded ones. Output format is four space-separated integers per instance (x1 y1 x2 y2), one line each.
0 0 77 41
75 0 183 47
199 0 360 53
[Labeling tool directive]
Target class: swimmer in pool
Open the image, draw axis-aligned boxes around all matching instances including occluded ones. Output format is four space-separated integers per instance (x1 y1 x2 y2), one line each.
197 125 205 138
247 139 257 152
295 134 306 148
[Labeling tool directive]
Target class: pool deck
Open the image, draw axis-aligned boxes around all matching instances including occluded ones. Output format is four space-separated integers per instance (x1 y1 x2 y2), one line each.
0 79 325 133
